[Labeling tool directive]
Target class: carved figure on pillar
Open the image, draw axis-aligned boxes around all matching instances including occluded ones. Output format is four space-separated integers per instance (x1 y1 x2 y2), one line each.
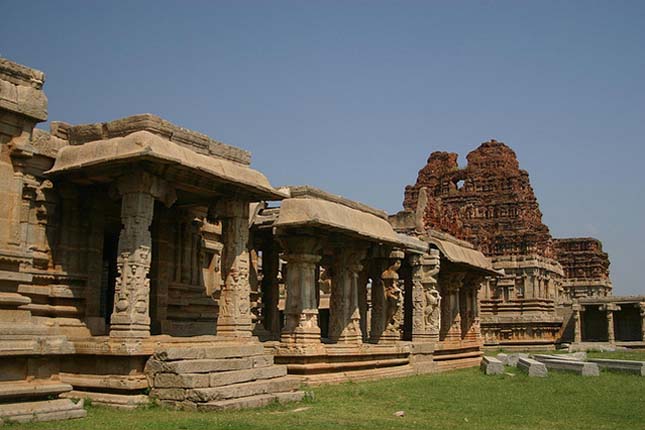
369 249 404 343
409 251 441 341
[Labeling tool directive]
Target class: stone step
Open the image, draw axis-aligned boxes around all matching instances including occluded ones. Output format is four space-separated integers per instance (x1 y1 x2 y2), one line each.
153 364 287 389
533 357 599 376
61 390 149 410
196 391 305 411
587 358 645 376
154 343 265 361
186 376 301 403
0 398 86 424
148 354 273 375
0 381 72 399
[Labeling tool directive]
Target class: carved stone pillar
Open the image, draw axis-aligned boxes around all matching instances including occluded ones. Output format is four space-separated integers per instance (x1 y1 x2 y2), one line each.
408 251 440 341
215 199 252 338
440 272 464 342
328 245 367 344
278 235 322 346
370 249 404 343
261 241 281 338
605 303 620 344
109 175 156 338
573 304 583 343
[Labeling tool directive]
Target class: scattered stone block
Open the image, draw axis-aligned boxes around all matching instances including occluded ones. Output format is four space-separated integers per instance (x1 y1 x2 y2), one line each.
517 357 548 377
480 356 504 375
588 358 645 376
496 353 509 365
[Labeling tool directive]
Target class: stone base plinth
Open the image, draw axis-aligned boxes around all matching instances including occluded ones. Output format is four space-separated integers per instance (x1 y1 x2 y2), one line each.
274 343 413 384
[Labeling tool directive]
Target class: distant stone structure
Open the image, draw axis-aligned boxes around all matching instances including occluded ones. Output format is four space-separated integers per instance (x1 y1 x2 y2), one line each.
397 139 617 349
554 238 613 304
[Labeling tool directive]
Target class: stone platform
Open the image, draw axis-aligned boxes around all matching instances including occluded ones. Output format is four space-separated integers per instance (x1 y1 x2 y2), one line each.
273 343 415 384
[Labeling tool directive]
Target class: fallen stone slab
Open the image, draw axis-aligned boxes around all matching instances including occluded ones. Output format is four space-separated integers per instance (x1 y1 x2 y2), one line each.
587 358 645 376
517 357 548 377
533 357 599 376
496 353 509 365
480 356 504 375
533 354 583 362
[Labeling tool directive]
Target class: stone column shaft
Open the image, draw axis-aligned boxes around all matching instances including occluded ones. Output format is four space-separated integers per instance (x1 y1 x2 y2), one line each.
409 252 440 341
328 246 366 344
607 309 615 343
279 236 322 346
369 250 404 344
109 186 155 338
216 199 252 338
573 306 583 343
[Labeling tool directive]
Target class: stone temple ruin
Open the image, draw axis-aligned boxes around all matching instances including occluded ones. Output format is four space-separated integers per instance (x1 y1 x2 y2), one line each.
0 56 643 423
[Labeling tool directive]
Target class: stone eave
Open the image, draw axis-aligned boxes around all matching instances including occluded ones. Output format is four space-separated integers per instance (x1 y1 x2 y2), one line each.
576 295 645 305
274 197 403 246
427 233 499 276
45 130 287 201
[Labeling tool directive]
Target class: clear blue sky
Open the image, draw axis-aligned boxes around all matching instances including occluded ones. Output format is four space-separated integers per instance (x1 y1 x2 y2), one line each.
2 1 643 295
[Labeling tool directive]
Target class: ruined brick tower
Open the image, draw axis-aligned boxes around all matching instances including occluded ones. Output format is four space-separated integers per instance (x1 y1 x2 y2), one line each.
398 139 566 348
402 139 555 259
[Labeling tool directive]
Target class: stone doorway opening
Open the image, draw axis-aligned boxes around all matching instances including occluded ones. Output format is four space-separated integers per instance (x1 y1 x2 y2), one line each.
582 305 609 342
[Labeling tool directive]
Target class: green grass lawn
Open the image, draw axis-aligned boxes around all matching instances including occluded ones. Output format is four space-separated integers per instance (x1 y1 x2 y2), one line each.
11 353 645 430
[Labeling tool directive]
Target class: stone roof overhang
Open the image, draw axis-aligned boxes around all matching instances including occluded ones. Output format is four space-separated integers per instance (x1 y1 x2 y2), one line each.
426 231 500 276
45 130 287 201
577 295 645 306
274 197 403 246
